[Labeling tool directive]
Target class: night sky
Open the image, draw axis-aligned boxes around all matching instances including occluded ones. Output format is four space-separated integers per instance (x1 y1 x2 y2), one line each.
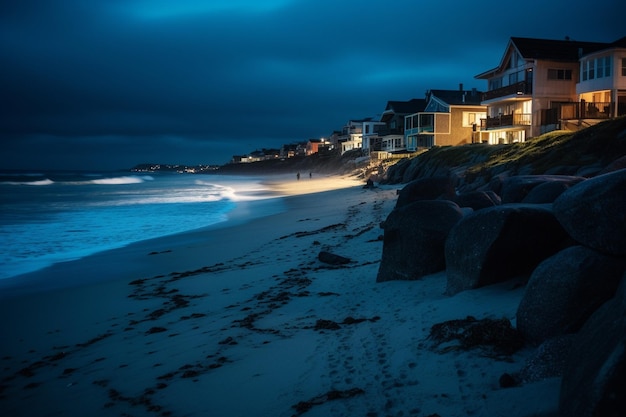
1 0 623 170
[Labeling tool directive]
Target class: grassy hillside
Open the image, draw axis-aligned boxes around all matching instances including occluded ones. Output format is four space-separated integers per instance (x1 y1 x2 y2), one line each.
383 117 626 191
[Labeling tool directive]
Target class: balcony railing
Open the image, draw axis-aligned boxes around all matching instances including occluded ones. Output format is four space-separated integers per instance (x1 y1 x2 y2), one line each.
557 102 613 120
483 81 532 101
480 113 532 129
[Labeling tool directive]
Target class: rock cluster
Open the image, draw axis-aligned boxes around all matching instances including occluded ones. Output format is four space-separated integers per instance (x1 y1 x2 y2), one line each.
377 166 626 416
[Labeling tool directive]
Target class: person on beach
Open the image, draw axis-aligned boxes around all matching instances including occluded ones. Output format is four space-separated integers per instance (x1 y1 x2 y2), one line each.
296 172 300 180
309 172 312 179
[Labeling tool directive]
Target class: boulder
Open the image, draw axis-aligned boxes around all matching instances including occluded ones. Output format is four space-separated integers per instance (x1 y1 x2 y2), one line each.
522 179 584 204
598 154 626 175
516 246 626 345
453 190 501 210
553 168 626 256
559 273 626 417
500 175 585 203
395 176 456 209
445 204 571 295
318 251 351 265
515 334 576 384
376 200 464 282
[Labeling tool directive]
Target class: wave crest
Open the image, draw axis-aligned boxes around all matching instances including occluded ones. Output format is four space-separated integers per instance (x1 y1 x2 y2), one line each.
2 178 54 186
89 176 146 185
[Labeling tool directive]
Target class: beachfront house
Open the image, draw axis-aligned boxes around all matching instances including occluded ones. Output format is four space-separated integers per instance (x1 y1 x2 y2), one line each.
361 119 387 155
404 87 485 150
281 143 307 158
365 99 426 158
306 138 333 155
337 119 369 154
474 36 620 144
561 36 626 130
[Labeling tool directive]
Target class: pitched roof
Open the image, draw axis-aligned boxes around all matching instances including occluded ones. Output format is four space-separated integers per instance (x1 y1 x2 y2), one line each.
383 98 427 114
429 89 483 106
608 36 626 48
510 37 609 61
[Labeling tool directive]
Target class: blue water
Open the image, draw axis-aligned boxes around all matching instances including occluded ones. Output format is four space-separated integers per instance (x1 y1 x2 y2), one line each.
0 171 282 280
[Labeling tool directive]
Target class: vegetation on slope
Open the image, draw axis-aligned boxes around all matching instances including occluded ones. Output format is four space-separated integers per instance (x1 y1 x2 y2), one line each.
383 117 626 191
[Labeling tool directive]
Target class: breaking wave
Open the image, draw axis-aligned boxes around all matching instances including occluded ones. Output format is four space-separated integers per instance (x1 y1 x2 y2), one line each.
0 174 154 186
87 176 153 185
15 179 55 186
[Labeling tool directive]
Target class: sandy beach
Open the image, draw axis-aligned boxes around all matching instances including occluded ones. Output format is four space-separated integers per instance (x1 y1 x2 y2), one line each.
0 175 561 417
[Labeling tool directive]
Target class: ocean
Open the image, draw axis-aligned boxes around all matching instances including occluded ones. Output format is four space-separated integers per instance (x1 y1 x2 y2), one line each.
0 171 285 280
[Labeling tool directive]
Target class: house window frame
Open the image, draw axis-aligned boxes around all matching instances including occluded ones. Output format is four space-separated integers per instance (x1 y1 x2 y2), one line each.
547 68 572 80
462 112 486 127
582 59 596 81
596 56 612 78
604 56 612 77
489 76 502 91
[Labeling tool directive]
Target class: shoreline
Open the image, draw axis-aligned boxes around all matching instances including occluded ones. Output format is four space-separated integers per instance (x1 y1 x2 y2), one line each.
0 175 561 417
0 174 364 298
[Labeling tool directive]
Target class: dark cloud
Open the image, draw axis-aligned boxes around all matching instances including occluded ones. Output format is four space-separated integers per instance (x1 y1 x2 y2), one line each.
1 0 623 169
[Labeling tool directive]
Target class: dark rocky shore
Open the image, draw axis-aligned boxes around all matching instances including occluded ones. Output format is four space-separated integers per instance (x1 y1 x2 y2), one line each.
377 117 626 417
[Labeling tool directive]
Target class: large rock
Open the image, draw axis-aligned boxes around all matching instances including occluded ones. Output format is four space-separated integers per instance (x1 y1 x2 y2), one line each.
453 190 501 210
522 179 583 204
376 200 464 282
598 154 626 175
559 273 626 417
395 176 456 208
318 251 351 265
553 168 626 256
500 175 585 203
445 204 571 295
516 246 626 345
513 334 576 384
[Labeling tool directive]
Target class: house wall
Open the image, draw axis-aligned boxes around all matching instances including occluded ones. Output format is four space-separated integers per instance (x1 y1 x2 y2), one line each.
524 60 579 136
341 134 363 154
382 135 405 152
618 53 626 89
532 60 579 98
361 121 386 151
433 107 486 146
577 49 626 93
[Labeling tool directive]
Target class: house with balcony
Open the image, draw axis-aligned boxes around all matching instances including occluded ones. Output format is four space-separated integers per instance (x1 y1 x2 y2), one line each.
361 119 386 154
558 36 626 130
405 87 485 150
474 36 612 144
337 118 371 154
363 99 426 157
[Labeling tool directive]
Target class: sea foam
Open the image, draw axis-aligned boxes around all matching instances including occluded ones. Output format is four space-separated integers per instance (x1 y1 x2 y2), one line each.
0 173 284 280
